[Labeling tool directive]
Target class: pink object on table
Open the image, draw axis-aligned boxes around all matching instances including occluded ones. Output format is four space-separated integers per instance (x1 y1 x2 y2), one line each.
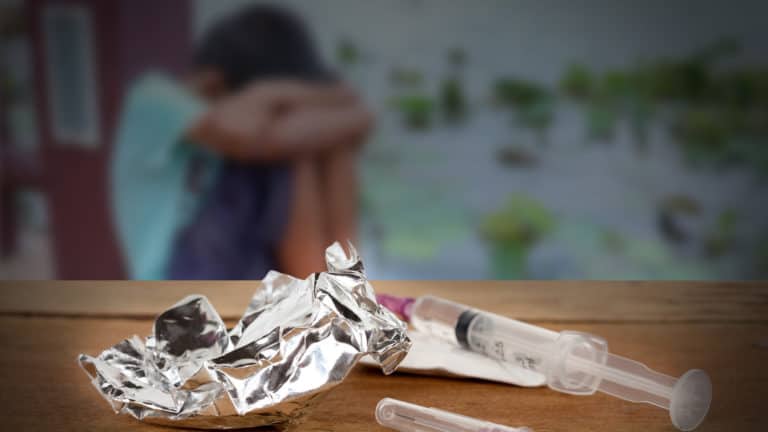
376 294 416 321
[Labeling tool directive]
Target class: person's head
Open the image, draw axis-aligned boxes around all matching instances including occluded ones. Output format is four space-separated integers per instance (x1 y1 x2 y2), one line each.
190 5 332 100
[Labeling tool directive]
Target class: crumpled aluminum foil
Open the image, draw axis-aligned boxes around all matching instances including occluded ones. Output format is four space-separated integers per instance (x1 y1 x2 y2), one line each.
78 243 411 429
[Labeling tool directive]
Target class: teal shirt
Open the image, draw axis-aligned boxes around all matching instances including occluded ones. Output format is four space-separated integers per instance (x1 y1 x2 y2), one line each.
111 73 218 279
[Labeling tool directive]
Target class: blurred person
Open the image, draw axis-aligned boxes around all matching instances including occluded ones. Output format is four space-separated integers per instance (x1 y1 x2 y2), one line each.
111 5 372 280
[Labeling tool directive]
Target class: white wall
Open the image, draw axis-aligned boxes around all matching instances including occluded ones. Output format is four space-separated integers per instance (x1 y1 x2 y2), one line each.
195 0 768 84
191 1 768 279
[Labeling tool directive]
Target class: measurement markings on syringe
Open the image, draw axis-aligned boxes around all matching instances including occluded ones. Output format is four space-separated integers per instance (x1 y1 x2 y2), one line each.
467 316 544 370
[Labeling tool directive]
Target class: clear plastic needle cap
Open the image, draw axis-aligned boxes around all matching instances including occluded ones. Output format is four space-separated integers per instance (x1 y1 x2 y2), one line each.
376 398 531 432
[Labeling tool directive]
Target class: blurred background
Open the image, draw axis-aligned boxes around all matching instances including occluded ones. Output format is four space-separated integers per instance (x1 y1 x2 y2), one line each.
1 0 767 279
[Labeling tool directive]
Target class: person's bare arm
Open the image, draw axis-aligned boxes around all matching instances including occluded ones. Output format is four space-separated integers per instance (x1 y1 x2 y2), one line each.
277 157 329 276
319 138 362 246
187 81 373 161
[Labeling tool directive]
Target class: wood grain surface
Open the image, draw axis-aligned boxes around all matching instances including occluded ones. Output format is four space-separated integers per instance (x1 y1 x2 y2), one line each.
0 281 765 431
1 280 765 321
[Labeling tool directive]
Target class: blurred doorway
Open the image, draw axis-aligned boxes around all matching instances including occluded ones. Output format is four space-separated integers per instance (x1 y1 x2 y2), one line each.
1 0 192 278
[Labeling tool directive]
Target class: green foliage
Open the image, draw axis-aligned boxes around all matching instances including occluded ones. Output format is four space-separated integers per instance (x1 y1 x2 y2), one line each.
493 78 549 109
672 108 741 164
493 78 555 142
481 194 555 247
387 38 767 174
482 194 555 279
392 94 436 130
643 40 738 103
560 63 593 99
646 60 710 102
715 68 768 108
566 65 656 146
439 77 468 123
671 105 768 173
488 241 528 279
600 70 634 100
515 95 555 134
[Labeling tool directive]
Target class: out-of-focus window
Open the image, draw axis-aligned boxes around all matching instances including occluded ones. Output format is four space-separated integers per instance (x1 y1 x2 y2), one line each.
42 4 100 148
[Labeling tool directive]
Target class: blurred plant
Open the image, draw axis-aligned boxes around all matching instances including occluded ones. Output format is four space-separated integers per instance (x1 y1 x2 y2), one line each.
493 78 549 109
703 209 738 258
439 77 468 123
391 94 436 130
481 194 555 278
647 39 740 103
390 67 424 88
336 38 360 66
562 40 744 154
590 69 651 143
493 78 555 144
561 63 656 148
642 39 767 169
647 59 711 103
657 195 701 244
481 195 554 246
559 63 593 100
601 70 634 100
714 67 768 109
510 39 768 172
515 95 555 144
716 69 758 108
671 108 737 164
439 47 469 123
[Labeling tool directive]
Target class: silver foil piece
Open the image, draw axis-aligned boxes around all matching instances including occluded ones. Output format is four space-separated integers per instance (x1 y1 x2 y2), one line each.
78 243 411 429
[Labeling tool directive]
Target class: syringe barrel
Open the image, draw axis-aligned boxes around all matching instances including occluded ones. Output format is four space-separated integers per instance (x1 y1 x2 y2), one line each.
411 297 656 395
411 296 559 375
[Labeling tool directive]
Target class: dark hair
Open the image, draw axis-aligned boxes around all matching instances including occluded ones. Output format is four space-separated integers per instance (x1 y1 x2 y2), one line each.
193 5 331 90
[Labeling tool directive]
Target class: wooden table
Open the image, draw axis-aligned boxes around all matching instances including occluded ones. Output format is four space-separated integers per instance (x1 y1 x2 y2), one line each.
0 281 765 431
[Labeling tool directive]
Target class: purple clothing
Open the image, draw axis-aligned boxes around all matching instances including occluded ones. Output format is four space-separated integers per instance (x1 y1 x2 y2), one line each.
168 162 292 279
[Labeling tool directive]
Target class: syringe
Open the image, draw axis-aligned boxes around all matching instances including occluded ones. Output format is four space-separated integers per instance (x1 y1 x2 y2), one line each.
410 295 712 431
